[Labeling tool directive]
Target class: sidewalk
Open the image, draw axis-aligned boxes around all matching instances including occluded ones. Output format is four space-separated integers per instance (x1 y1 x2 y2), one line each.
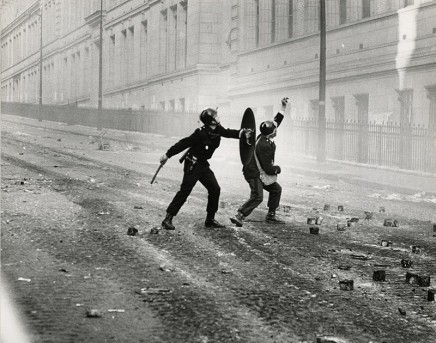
2 113 435 195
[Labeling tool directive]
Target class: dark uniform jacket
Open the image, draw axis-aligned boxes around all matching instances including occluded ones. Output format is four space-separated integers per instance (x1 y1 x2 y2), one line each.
166 125 240 162
243 112 284 178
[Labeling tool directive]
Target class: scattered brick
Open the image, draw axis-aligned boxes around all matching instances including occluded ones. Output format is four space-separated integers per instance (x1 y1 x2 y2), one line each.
347 220 356 228
315 216 323 225
150 227 161 234
309 227 319 235
380 240 392 247
382 219 399 227
411 245 421 254
86 309 103 318
401 259 413 268
337 205 344 212
351 254 371 261
127 227 138 236
364 211 373 220
337 224 346 231
316 337 343 343
339 279 354 291
406 272 431 287
350 217 359 223
307 217 316 225
282 205 291 212
373 270 386 282
323 204 330 211
379 206 386 213
398 308 406 315
428 289 435 302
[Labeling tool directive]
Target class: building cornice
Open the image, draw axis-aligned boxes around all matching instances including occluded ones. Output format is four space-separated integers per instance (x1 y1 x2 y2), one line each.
228 61 436 99
104 64 220 96
1 1 40 39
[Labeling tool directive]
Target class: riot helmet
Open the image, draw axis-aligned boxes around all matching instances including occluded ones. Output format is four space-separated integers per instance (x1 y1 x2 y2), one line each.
260 120 276 136
200 108 220 126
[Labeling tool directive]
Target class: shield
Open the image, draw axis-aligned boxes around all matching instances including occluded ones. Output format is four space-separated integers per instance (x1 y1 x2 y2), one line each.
239 107 256 166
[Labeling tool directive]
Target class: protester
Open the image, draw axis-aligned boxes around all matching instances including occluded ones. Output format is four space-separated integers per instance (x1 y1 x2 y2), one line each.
230 97 289 227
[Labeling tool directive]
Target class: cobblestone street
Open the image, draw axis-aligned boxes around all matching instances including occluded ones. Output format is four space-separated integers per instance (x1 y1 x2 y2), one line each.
1 115 436 343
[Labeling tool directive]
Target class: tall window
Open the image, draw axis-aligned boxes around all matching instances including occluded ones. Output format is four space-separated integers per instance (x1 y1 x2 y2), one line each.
271 0 276 43
179 1 188 68
362 0 371 19
168 5 177 71
128 26 134 83
288 0 293 38
121 29 127 85
159 10 168 73
109 35 115 87
255 0 260 47
140 21 147 79
340 0 347 24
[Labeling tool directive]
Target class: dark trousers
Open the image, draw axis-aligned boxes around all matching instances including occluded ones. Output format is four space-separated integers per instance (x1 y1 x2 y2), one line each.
167 161 220 216
238 177 281 217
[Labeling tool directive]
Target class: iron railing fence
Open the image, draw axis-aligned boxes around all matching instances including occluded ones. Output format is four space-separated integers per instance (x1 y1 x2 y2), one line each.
2 102 435 173
289 118 436 173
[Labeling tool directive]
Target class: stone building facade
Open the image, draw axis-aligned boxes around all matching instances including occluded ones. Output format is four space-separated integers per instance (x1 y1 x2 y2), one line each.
1 0 436 125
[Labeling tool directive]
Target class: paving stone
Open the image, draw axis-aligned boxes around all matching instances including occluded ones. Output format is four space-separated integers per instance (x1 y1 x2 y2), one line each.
380 240 392 247
307 217 316 225
127 227 138 236
309 227 319 235
411 245 421 254
406 273 431 287
373 270 386 282
337 224 346 231
401 259 413 268
339 280 354 291
86 309 103 318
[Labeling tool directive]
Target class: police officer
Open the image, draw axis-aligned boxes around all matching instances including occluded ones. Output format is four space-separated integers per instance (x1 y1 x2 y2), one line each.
230 97 288 227
160 108 248 230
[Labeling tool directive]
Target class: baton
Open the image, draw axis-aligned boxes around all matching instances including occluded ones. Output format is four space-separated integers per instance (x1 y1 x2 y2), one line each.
150 162 164 184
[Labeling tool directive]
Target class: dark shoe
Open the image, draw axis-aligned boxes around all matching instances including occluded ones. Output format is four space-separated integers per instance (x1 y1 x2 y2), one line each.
162 213 175 230
265 210 285 224
205 219 226 228
230 212 244 227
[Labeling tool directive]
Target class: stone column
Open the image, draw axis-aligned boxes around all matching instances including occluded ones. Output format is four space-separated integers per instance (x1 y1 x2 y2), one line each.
133 20 141 82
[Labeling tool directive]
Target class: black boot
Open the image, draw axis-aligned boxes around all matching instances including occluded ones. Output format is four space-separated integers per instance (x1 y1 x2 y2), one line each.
265 208 285 224
230 212 244 227
205 213 226 228
162 213 175 230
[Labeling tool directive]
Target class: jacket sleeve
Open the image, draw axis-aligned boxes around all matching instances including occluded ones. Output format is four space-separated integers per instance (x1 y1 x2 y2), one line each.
166 129 199 158
273 112 284 128
256 139 280 175
217 125 240 139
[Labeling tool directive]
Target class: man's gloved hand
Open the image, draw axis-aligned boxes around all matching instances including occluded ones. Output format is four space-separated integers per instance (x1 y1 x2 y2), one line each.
281 97 289 110
275 166 281 174
240 128 254 145
160 154 169 165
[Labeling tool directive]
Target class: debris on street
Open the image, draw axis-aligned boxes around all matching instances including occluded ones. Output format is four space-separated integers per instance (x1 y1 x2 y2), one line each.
86 309 103 318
